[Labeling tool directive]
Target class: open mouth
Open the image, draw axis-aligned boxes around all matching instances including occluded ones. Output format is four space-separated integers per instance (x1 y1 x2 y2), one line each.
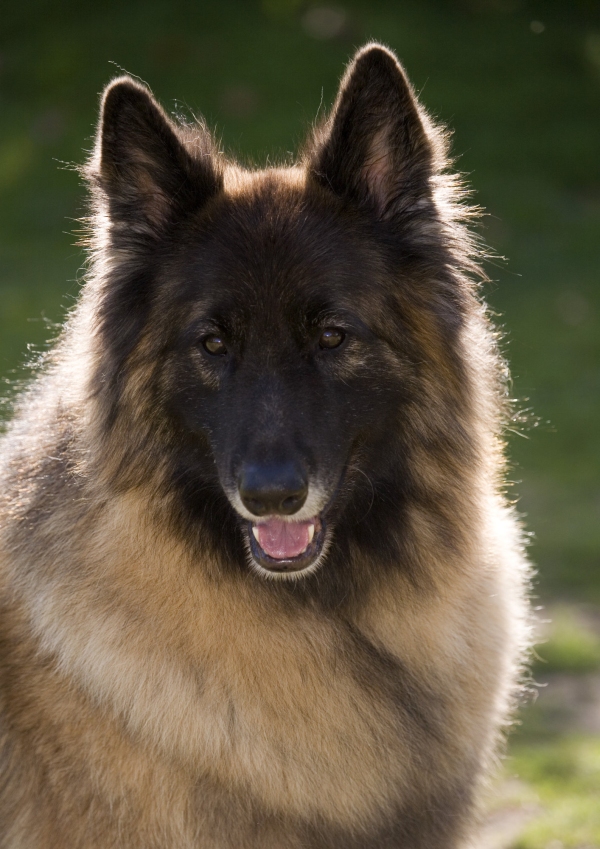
247 515 326 575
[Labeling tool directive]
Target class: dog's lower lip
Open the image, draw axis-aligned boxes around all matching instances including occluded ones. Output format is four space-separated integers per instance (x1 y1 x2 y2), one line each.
247 516 325 573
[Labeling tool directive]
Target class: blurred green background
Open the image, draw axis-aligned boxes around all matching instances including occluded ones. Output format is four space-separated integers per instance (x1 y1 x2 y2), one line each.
1 2 599 845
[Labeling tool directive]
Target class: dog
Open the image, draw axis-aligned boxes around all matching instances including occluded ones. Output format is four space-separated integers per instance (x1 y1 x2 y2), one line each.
0 43 531 848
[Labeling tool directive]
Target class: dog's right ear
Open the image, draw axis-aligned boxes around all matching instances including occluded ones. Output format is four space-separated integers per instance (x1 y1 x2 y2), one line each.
88 77 221 236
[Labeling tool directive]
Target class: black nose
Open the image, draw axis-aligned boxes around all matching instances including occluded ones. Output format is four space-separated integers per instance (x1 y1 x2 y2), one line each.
238 463 308 517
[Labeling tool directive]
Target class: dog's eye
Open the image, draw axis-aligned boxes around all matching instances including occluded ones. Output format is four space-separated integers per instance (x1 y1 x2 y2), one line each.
319 328 345 350
202 334 228 356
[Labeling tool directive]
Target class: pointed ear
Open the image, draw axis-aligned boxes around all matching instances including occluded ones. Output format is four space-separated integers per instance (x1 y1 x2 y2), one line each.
308 44 445 221
88 77 221 236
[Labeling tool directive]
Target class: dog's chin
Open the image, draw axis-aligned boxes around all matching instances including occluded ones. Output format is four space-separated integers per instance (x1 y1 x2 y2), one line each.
244 516 328 580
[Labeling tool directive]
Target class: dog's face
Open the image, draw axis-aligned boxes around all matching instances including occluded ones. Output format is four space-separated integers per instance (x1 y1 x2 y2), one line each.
88 46 468 583
157 179 413 578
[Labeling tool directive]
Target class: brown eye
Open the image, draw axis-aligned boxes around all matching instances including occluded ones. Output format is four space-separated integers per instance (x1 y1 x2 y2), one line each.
319 328 345 350
202 334 228 356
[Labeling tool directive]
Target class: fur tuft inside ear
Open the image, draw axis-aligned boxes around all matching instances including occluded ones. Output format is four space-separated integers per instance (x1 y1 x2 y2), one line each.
87 77 221 237
308 44 447 221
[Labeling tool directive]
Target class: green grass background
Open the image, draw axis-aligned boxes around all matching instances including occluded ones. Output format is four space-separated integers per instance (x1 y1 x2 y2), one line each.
1 3 600 844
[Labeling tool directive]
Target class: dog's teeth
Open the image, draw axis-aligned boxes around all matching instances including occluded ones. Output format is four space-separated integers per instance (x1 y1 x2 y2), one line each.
307 524 315 543
252 526 260 542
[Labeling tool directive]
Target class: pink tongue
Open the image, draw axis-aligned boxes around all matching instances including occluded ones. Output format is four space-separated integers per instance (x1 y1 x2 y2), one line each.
255 518 313 560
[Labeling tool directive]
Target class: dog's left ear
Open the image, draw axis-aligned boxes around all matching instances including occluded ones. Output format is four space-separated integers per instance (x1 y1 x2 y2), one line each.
309 44 444 221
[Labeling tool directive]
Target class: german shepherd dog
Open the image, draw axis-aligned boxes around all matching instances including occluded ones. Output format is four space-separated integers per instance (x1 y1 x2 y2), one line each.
0 44 530 848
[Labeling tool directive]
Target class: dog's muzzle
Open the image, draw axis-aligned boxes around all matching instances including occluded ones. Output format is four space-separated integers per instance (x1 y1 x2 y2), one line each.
237 462 327 575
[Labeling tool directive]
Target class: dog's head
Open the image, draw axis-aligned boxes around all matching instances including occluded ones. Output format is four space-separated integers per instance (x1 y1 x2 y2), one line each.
84 45 483 589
